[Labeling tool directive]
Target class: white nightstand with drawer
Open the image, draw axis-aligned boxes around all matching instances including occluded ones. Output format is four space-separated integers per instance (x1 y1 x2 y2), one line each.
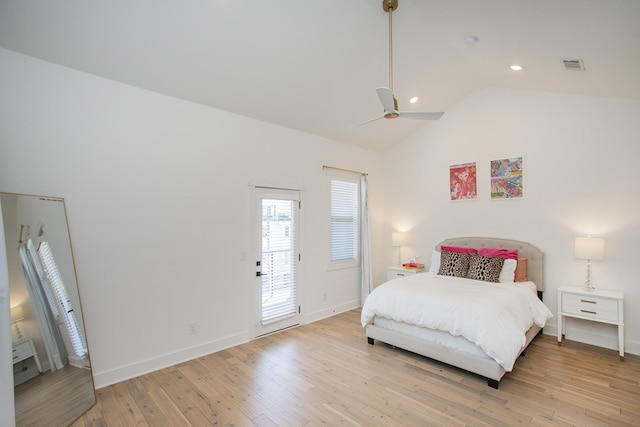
557 285 624 359
387 266 425 281
13 338 43 385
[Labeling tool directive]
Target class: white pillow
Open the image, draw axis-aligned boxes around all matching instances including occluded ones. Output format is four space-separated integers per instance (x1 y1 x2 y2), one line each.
498 258 518 283
428 251 441 274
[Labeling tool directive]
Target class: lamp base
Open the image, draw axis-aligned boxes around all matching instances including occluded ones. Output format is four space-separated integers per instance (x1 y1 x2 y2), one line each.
583 259 595 292
13 322 24 342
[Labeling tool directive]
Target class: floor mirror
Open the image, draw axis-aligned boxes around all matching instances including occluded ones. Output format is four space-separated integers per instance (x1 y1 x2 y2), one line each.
1 192 96 426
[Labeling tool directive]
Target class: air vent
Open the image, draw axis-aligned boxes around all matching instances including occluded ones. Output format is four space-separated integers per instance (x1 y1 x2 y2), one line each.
561 58 585 71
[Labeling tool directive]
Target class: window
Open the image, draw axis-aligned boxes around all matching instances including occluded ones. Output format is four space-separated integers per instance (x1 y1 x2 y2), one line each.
330 177 359 267
38 241 88 357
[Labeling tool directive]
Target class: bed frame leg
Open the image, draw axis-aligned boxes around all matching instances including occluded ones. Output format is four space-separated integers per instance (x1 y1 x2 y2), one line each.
488 379 499 389
367 337 374 345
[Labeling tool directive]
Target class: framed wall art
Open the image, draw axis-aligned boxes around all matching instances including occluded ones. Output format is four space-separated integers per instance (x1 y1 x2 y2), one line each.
490 157 523 199
449 162 477 201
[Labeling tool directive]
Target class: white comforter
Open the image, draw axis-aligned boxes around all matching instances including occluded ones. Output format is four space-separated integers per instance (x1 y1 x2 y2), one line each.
361 273 553 371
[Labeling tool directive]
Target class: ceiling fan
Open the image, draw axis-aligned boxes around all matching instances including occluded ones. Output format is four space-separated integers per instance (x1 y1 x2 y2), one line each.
357 0 444 125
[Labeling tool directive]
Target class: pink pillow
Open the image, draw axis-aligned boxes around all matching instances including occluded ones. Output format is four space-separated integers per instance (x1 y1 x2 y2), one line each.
478 247 518 260
441 245 477 254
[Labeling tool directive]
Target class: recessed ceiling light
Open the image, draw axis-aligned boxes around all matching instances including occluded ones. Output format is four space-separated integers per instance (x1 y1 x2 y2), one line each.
464 35 478 44
510 64 524 71
409 96 419 104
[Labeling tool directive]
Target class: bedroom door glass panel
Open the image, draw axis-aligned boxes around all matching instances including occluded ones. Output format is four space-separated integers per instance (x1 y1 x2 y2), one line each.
255 188 300 337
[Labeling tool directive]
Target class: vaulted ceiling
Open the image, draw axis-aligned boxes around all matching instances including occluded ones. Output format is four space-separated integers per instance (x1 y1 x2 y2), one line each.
1 0 639 151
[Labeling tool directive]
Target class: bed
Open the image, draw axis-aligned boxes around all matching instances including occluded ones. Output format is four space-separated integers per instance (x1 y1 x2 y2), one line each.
362 237 553 389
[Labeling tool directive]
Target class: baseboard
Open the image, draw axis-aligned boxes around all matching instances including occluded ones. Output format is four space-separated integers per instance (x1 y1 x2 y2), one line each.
303 299 360 324
542 325 638 356
92 302 361 389
92 331 250 389
69 354 90 369
626 340 640 355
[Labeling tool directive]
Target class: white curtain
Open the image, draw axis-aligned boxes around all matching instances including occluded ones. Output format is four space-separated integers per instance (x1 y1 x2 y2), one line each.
360 175 373 305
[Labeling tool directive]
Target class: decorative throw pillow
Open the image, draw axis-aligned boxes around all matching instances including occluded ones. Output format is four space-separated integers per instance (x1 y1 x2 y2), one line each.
478 247 518 260
498 259 518 283
467 253 505 282
515 258 528 282
437 250 471 277
441 245 477 254
428 250 441 274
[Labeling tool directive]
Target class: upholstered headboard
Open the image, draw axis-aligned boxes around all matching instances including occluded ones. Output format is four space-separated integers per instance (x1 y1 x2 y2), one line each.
436 237 544 292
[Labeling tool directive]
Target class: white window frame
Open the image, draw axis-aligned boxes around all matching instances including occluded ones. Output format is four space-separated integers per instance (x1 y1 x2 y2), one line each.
327 172 360 271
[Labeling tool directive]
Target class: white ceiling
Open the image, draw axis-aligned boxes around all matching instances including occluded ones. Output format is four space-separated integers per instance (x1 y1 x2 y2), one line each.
1 0 639 151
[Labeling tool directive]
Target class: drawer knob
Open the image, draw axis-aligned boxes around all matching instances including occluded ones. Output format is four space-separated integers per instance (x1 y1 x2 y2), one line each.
581 309 597 315
580 299 597 304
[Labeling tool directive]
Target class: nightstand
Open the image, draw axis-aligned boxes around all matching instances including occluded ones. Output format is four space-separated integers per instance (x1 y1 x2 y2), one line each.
13 338 42 385
557 285 624 360
387 266 425 281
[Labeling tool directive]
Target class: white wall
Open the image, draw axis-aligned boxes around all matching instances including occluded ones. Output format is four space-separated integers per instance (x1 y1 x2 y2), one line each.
0 48 386 388
384 87 640 355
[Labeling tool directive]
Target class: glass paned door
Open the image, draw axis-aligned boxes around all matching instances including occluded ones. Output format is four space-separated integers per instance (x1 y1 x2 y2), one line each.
255 188 300 336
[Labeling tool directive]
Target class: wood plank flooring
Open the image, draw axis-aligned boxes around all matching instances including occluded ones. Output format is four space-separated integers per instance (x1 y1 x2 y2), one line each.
73 309 639 426
15 364 96 427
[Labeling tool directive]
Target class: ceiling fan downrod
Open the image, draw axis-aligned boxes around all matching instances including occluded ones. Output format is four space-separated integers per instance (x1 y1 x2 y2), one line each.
383 0 398 92
383 0 399 118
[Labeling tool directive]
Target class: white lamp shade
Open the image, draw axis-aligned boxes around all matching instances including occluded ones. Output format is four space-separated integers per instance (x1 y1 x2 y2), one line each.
392 232 408 247
575 237 604 261
11 306 24 322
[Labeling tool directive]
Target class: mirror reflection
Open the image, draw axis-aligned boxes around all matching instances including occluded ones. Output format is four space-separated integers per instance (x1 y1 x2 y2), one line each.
1 193 95 426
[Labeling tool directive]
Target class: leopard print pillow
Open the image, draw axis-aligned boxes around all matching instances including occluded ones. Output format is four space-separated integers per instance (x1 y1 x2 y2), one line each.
437 250 471 277
466 253 505 282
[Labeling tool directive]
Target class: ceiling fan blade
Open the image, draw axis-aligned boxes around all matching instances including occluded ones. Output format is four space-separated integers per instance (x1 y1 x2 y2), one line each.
350 115 385 127
397 111 444 120
376 87 396 112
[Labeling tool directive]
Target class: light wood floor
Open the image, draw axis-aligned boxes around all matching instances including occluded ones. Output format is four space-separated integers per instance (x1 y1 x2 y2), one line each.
15 364 95 427
73 309 639 426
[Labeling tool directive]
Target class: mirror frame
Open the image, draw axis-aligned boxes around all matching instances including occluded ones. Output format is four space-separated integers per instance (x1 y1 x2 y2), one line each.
1 192 96 426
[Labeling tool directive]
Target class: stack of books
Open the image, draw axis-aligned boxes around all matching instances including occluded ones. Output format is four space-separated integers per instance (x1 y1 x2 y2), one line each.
402 262 425 270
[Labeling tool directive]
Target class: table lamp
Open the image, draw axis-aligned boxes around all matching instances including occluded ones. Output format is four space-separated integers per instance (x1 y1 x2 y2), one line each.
575 237 604 292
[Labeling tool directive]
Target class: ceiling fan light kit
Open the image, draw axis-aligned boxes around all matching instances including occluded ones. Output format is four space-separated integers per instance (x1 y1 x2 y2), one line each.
355 0 444 126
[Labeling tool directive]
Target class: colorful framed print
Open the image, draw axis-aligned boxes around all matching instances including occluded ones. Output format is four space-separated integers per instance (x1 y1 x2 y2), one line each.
449 162 477 201
491 157 523 199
